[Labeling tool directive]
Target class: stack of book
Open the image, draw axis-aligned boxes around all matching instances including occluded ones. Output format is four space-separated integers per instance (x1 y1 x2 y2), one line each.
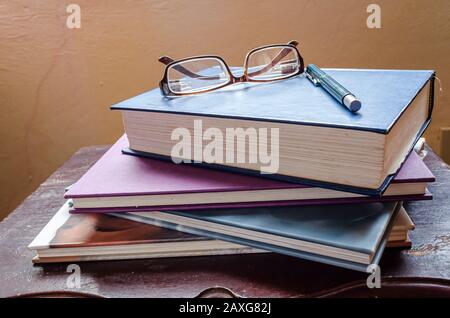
29 68 436 272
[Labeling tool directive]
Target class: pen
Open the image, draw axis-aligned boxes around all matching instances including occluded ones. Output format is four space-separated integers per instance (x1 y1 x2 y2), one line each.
305 64 362 112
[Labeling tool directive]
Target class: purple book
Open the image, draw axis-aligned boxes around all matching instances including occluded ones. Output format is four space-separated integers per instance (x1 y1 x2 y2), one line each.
66 135 434 213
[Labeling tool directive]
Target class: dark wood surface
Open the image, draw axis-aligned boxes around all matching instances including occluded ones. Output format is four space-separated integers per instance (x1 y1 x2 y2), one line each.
1 145 450 298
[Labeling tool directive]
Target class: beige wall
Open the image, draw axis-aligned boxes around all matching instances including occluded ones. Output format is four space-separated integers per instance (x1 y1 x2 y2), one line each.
1 0 449 220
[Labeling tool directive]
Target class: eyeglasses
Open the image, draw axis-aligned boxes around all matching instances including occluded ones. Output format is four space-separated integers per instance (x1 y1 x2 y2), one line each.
158 40 304 96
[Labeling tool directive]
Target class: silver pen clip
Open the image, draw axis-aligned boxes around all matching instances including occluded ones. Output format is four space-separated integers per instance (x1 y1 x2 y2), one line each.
305 71 320 86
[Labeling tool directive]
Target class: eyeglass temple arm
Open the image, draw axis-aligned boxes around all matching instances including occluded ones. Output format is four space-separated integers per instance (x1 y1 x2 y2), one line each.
158 40 300 80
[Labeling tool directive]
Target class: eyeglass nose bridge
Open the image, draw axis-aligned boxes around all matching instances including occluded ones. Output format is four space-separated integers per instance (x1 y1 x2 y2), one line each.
229 74 248 84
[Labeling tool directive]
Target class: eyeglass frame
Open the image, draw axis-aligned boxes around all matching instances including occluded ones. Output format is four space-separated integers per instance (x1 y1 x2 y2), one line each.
158 40 305 96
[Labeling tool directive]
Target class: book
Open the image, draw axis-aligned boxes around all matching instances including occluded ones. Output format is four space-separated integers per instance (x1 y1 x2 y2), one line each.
28 201 262 264
29 202 413 264
112 69 435 195
117 202 402 272
65 135 434 213
387 206 415 245
118 206 415 248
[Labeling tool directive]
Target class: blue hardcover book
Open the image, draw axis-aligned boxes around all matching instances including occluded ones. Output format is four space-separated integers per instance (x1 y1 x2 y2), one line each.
115 201 401 272
112 69 435 196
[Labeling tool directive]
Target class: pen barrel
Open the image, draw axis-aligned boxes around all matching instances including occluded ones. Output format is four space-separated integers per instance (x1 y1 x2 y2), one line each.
306 64 351 103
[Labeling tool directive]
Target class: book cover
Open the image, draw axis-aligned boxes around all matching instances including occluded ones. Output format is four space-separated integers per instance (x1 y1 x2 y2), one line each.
28 202 263 263
118 206 413 248
112 69 433 134
125 202 401 272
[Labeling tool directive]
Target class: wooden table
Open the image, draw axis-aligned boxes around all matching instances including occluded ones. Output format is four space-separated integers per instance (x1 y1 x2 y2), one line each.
1 145 450 298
